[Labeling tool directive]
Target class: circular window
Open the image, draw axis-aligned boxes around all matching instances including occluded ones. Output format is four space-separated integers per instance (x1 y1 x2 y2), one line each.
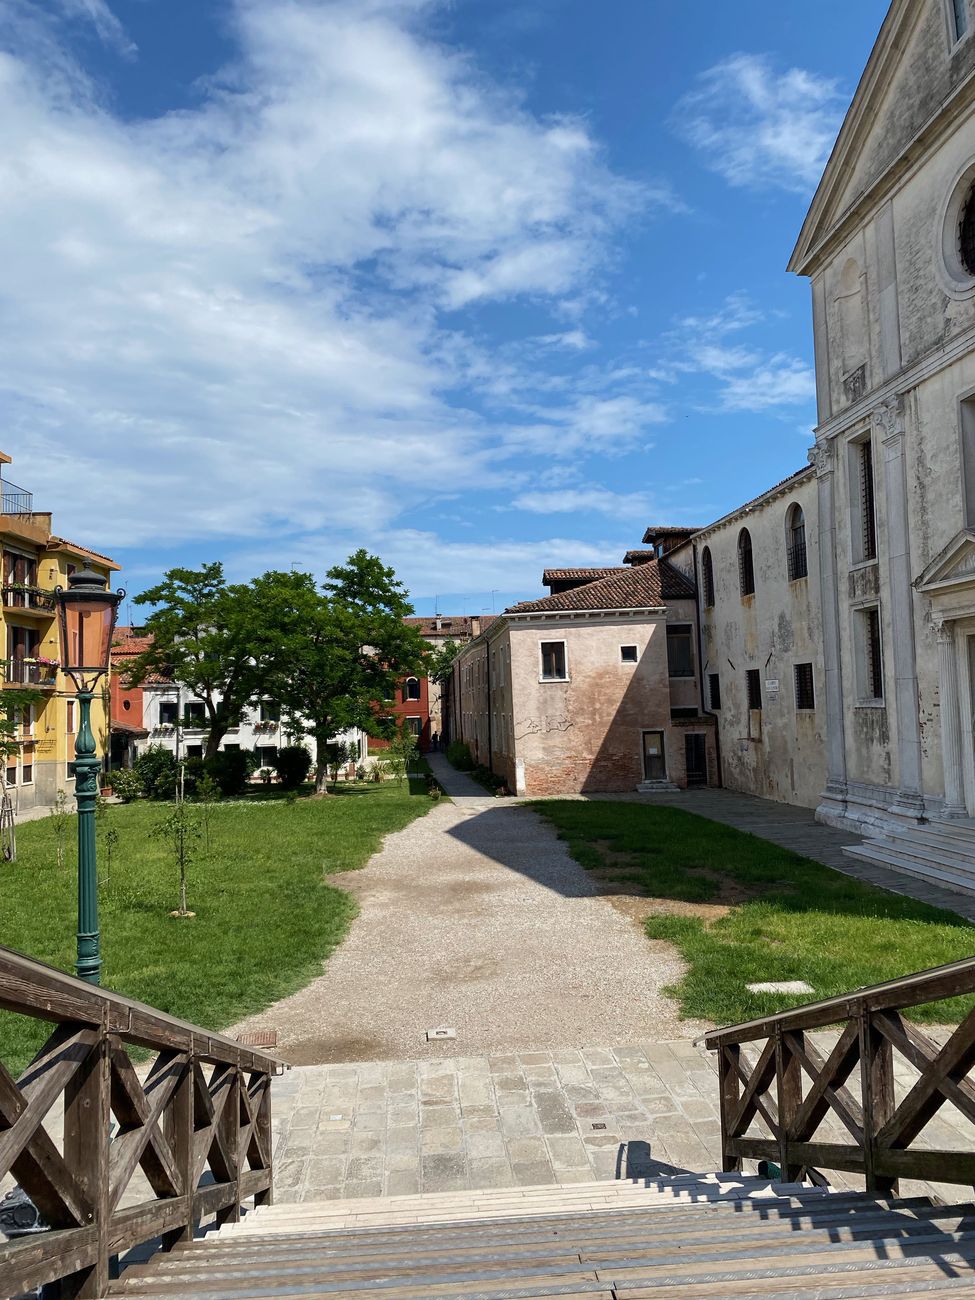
122 699 131 711
939 164 975 296
961 189 975 276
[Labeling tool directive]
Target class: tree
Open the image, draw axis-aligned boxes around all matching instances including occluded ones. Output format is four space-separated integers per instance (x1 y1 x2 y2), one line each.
426 638 461 686
260 552 427 796
126 564 276 760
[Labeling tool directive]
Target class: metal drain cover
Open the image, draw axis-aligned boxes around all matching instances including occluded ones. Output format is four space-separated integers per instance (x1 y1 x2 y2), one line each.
426 1027 456 1041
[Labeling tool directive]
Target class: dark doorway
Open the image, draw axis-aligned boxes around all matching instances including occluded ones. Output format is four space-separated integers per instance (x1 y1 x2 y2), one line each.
684 733 707 786
642 730 667 782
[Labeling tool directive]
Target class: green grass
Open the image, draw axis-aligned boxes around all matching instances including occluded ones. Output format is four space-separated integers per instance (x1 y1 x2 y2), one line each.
1 776 432 1073
533 800 975 1028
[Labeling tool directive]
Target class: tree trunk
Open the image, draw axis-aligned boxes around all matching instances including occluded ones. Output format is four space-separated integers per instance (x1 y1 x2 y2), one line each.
203 727 226 762
313 727 331 796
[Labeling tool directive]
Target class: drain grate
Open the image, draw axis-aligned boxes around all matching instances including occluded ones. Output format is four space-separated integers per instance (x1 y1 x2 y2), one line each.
237 1029 278 1048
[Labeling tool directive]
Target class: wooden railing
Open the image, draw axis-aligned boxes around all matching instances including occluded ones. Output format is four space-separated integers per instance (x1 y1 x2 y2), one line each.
0 946 283 1298
705 955 975 1195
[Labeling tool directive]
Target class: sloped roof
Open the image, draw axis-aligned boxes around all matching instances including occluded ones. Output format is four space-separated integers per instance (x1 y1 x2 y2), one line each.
507 559 694 614
111 627 173 685
688 467 813 543
541 567 625 584
46 536 121 571
403 615 495 637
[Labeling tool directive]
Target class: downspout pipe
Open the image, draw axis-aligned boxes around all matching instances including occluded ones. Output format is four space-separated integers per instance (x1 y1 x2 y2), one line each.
486 638 493 775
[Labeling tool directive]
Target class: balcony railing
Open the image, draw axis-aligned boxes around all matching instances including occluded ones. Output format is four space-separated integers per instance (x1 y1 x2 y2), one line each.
1 478 34 515
1 585 55 613
706 954 975 1194
3 658 58 687
0 945 281 1299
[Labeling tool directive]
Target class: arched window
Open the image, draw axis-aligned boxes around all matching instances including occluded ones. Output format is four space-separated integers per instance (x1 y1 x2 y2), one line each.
701 546 715 608
738 529 755 597
786 504 808 580
404 677 421 702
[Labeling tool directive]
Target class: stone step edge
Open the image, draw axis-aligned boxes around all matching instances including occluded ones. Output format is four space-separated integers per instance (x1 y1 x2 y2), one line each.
857 832 975 869
842 843 975 895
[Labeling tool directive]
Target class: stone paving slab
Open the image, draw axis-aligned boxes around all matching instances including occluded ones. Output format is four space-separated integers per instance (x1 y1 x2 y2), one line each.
269 1035 973 1208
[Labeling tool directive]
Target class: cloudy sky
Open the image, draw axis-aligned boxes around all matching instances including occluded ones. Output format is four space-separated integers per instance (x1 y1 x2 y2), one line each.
0 0 889 614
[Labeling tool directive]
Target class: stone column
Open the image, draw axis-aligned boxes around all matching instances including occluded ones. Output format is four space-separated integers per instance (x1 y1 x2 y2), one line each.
936 617 967 818
810 441 848 820
878 397 925 819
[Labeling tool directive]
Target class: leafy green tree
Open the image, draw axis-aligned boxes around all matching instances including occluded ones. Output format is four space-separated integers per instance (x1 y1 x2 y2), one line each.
126 564 278 760
259 552 427 796
426 638 460 686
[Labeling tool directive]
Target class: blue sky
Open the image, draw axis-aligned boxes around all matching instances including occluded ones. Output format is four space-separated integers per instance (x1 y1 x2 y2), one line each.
0 0 889 618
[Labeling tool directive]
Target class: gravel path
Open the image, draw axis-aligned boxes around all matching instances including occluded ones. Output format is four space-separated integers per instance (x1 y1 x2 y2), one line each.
231 757 707 1063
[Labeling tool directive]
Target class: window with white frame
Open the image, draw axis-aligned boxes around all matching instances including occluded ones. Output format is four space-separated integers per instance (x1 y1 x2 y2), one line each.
403 678 421 702
962 395 975 527
620 645 638 663
854 605 885 703
540 640 567 681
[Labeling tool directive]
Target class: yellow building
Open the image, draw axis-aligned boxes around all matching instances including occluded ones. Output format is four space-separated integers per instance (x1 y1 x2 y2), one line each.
0 451 119 815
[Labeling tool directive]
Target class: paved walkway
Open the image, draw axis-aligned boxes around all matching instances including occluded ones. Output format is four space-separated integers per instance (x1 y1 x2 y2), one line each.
230 757 708 1063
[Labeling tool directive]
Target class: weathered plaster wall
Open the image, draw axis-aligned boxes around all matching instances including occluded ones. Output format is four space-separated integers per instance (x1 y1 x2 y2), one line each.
684 472 827 809
508 617 675 796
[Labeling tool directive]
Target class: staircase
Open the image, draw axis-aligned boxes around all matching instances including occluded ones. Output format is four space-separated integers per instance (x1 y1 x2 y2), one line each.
113 1174 975 1298
843 819 975 900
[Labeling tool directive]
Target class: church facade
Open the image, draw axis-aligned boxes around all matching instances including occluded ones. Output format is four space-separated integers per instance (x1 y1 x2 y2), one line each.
789 0 975 831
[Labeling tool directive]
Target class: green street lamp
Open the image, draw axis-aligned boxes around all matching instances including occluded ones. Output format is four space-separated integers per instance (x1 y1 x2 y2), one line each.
55 566 124 985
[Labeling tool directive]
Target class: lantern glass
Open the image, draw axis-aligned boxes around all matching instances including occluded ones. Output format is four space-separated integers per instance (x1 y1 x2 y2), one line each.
55 567 123 689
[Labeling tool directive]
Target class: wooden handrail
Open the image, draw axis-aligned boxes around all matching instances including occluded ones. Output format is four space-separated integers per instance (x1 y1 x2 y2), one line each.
704 954 975 1195
0 945 283 1298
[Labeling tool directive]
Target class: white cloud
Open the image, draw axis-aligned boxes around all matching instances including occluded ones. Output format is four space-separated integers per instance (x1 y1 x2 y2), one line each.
59 0 137 58
510 487 651 518
675 54 845 194
0 0 661 557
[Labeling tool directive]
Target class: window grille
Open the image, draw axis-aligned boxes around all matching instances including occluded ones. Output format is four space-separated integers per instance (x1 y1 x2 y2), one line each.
794 662 815 711
738 529 755 596
787 506 808 580
702 547 715 607
708 673 721 710
865 607 884 700
859 440 877 561
746 669 762 710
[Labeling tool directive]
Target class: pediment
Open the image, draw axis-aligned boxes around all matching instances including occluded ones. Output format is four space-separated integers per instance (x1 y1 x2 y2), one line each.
915 529 975 592
790 0 955 274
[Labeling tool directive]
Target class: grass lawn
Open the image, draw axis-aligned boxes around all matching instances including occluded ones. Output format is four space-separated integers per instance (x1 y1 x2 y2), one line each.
1 775 432 1073
533 800 975 1028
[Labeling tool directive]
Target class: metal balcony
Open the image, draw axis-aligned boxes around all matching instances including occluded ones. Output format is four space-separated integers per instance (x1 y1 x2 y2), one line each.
1 479 34 515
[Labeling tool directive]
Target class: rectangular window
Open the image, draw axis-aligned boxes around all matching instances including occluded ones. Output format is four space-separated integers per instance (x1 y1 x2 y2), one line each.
953 0 969 40
540 641 567 681
66 700 75 734
746 669 762 710
21 760 32 785
5 761 15 788
259 700 280 722
708 673 721 710
257 745 278 768
184 701 206 726
794 662 815 711
620 645 638 663
962 396 975 527
158 701 178 726
406 716 421 737
851 436 878 562
855 606 885 702
186 744 204 759
223 743 240 752
666 625 694 678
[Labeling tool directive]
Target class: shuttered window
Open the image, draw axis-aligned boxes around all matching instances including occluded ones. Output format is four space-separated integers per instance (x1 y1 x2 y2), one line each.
738 529 755 597
702 547 715 607
746 669 762 710
708 673 721 710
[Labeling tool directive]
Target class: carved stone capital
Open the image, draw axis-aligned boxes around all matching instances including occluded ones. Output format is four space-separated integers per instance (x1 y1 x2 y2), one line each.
932 614 954 645
873 395 905 444
807 442 832 477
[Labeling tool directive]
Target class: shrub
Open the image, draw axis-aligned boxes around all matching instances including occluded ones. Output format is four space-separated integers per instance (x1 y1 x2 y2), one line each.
111 768 143 803
181 757 206 796
273 745 312 789
446 740 473 771
207 748 252 797
135 746 179 800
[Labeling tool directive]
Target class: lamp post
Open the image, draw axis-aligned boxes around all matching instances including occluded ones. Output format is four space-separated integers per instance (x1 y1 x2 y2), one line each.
54 565 124 985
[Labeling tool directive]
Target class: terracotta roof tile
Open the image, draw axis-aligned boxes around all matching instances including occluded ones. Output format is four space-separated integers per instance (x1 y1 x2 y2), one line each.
508 559 694 614
541 567 626 584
